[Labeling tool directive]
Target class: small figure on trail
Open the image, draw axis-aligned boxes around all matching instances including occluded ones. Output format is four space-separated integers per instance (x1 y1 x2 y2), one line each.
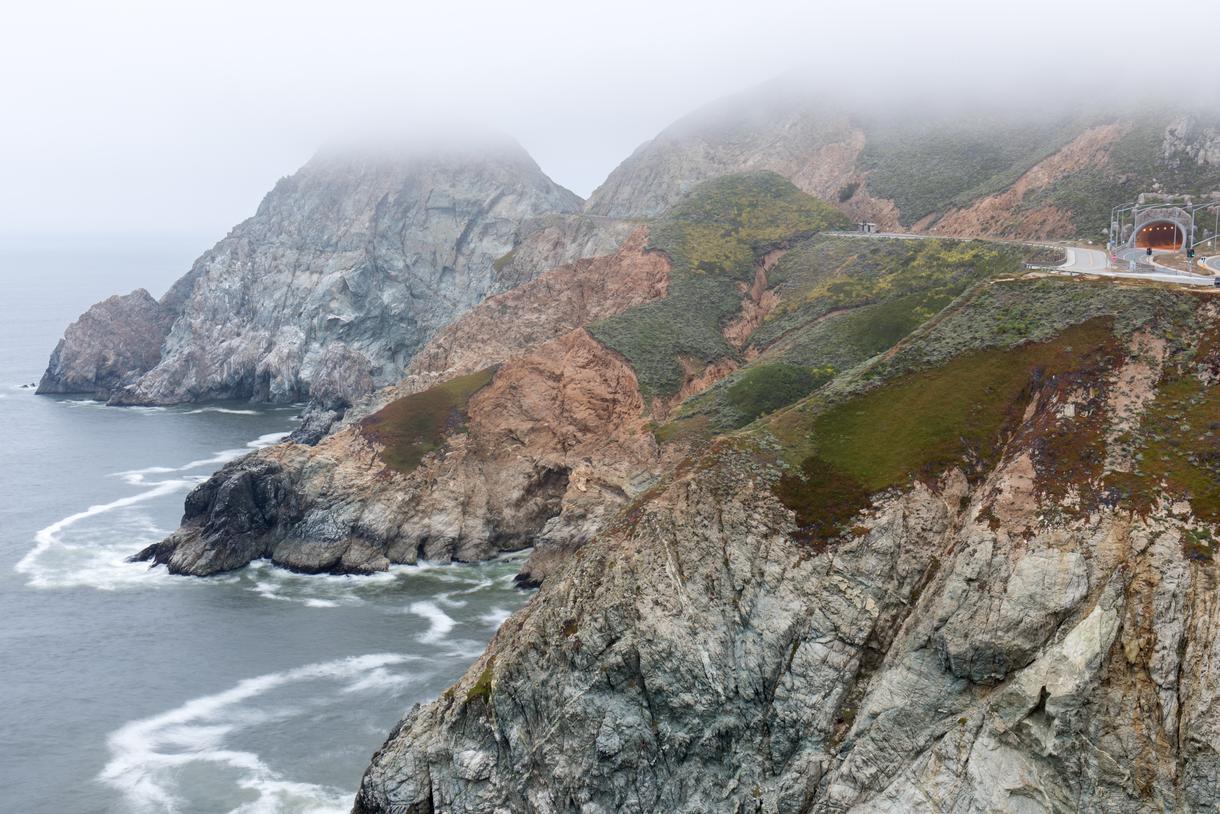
1146 247 1153 257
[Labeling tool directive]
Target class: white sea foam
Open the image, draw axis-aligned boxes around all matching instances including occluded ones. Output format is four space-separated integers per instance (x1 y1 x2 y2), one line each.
250 431 290 448
57 399 167 413
14 478 192 589
101 654 409 814
479 606 513 628
16 425 290 590
185 407 261 415
114 451 247 485
409 600 457 643
244 560 403 608
239 554 526 610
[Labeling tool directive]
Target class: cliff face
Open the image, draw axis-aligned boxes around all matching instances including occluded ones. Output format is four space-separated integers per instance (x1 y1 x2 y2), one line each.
587 86 1220 240
586 91 900 229
36 289 174 397
142 175 1051 582
353 280 1220 814
135 226 673 578
40 139 593 404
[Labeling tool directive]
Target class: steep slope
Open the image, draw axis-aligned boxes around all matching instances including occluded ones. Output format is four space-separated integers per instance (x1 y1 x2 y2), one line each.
587 84 1220 240
354 276 1220 814
38 138 601 404
136 174 863 579
135 228 673 579
139 176 1053 588
586 88 901 228
35 289 175 398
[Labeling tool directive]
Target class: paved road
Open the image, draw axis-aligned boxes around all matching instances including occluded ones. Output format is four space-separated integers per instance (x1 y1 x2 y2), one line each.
1056 247 1217 287
1059 247 1110 273
829 232 1218 287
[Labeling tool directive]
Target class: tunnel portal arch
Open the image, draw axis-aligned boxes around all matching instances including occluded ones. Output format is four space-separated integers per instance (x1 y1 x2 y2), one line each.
1134 220 1186 250
1128 205 1192 252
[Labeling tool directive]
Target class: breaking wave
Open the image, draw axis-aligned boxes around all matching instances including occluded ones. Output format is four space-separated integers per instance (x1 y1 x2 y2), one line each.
185 407 261 415
100 654 415 814
14 431 288 590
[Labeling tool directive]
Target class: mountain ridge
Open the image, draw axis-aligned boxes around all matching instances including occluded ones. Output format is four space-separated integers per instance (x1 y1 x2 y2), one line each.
32 81 1220 813
38 137 606 407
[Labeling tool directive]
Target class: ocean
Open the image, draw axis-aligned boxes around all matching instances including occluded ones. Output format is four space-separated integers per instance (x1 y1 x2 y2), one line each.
0 239 527 813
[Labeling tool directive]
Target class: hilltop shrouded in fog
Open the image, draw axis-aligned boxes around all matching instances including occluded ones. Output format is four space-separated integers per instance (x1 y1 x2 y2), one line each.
3 0 1217 242
8 2 1220 813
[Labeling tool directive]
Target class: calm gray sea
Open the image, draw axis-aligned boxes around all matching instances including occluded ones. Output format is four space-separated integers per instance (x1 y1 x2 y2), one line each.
0 239 527 813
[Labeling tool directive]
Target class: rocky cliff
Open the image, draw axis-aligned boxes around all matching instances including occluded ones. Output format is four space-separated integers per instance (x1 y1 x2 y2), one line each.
135 174 862 580
353 274 1220 813
140 176 1054 589
36 289 175 397
134 224 673 579
587 85 1220 240
39 138 603 404
116 160 1220 810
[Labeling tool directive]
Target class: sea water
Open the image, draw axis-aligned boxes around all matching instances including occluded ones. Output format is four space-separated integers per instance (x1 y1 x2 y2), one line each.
0 239 528 813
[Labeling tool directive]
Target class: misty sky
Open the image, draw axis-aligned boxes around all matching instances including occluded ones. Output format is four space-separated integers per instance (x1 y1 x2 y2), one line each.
2 0 1215 243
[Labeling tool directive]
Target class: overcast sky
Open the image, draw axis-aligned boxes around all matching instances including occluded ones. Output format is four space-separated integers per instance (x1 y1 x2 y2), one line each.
1 0 1215 244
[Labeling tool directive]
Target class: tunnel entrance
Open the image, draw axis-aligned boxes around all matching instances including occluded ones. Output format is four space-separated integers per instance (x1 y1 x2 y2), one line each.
1134 220 1185 251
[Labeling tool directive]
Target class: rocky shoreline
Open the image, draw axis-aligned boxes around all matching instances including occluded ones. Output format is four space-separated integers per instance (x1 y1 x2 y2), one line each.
36 88 1220 812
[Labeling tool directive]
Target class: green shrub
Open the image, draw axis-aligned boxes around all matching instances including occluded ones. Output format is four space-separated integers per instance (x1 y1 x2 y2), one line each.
774 319 1119 543
658 236 1047 440
859 114 1086 226
359 367 497 472
466 658 496 704
590 174 849 399
726 363 826 424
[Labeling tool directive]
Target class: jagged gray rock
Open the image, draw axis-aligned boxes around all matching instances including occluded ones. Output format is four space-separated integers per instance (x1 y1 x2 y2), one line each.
352 453 1220 814
36 289 174 398
350 296 1220 813
136 227 671 578
43 137 592 405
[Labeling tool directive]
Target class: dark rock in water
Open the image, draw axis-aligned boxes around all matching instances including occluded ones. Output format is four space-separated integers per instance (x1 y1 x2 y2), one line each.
36 289 173 399
133 456 304 575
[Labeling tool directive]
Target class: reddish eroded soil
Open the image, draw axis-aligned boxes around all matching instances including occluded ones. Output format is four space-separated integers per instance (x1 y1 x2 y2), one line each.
392 226 670 400
931 123 1128 239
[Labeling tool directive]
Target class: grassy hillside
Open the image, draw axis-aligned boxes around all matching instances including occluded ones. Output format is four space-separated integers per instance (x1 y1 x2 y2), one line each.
772 318 1118 542
859 113 1089 226
1028 113 1220 237
359 368 497 472
589 172 850 399
754 277 1205 547
863 109 1220 235
659 236 1048 437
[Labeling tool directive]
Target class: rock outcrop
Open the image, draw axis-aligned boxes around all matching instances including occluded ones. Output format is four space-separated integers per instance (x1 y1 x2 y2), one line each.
36 289 174 398
136 330 666 579
142 176 1042 584
42 137 597 405
352 279 1220 814
135 226 674 578
390 226 667 400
